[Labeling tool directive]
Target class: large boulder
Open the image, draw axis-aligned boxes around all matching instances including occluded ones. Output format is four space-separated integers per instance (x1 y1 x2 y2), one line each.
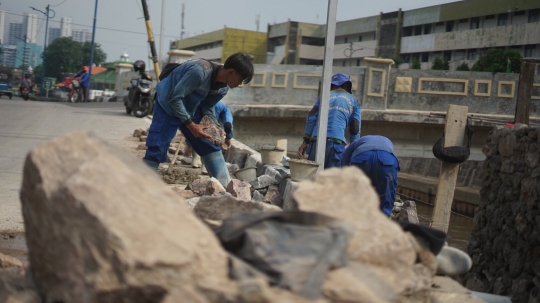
20 131 234 303
292 167 433 301
194 195 281 221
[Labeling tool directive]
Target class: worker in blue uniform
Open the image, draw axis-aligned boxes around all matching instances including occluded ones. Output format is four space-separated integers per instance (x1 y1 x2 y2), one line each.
341 135 400 216
188 100 234 173
297 73 361 168
143 52 253 187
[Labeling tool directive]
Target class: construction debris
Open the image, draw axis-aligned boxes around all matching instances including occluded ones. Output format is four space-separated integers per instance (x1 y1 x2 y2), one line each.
226 179 252 201
194 194 281 221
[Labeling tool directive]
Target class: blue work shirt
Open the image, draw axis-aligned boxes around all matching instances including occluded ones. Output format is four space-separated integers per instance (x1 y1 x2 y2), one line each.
214 100 234 139
304 88 361 144
156 59 228 124
341 135 398 167
79 72 90 88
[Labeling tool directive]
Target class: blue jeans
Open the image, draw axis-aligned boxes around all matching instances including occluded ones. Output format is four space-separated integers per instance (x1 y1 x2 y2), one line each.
351 150 399 216
306 140 345 169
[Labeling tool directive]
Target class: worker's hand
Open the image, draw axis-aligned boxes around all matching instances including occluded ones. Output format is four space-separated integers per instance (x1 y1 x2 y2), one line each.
225 138 232 148
186 122 211 140
297 142 308 158
183 145 192 157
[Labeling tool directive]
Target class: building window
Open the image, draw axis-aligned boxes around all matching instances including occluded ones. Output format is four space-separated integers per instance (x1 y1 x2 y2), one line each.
421 52 429 62
344 37 348 43
514 11 525 16
498 13 508 26
358 36 362 42
446 21 454 32
470 17 480 29
525 45 537 57
342 60 346 66
443 51 452 61
467 49 477 60
414 25 422 36
424 24 432 34
402 26 413 37
356 59 361 66
529 9 540 23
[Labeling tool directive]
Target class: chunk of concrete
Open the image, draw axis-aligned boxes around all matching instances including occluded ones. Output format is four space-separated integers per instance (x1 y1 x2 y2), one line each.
186 177 210 196
226 179 252 201
137 144 148 150
20 131 235 303
292 166 432 300
133 128 143 137
205 177 226 195
250 175 278 190
139 135 147 142
264 166 290 183
281 180 298 211
194 195 281 221
264 185 283 207
185 197 200 209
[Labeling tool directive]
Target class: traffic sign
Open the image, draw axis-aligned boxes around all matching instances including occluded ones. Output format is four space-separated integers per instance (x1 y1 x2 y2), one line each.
43 77 56 90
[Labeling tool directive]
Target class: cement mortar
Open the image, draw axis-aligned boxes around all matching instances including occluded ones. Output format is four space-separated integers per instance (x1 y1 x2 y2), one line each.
158 167 200 184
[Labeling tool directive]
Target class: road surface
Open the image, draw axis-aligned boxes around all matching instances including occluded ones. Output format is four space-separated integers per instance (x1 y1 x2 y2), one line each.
0 97 150 233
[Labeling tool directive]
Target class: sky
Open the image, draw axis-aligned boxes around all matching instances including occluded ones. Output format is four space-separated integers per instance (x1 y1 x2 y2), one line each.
3 0 458 66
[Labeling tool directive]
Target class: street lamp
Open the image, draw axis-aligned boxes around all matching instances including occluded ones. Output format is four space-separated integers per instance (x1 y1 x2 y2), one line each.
15 35 29 72
30 5 55 97
344 42 364 67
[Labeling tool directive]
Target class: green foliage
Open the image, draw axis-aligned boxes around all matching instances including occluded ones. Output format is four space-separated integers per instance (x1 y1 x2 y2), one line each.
411 57 421 69
442 59 449 70
456 62 470 71
33 64 42 84
81 41 107 66
431 57 444 70
44 37 108 81
471 48 522 73
392 57 404 66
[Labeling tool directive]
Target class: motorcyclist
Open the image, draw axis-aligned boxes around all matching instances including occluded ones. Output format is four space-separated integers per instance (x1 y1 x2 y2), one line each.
19 74 32 95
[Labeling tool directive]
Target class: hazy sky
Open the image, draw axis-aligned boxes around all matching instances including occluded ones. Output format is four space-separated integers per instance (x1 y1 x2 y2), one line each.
3 0 457 66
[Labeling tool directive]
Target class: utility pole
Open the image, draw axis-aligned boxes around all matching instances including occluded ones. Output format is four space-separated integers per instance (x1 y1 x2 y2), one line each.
255 13 261 32
180 4 185 40
31 4 54 97
141 0 161 80
159 0 166 62
87 0 98 95
15 35 28 71
514 60 537 125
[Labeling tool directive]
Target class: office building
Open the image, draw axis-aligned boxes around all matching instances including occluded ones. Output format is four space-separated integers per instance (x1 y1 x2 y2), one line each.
48 28 61 45
15 42 42 68
8 22 22 46
0 11 5 45
0 44 17 67
23 13 38 43
72 29 90 43
61 17 72 37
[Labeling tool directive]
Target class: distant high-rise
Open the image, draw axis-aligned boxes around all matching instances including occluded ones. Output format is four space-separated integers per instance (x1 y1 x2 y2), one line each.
8 22 22 46
48 28 61 45
15 42 42 68
23 13 38 43
61 17 72 37
0 11 5 45
72 29 90 43
0 44 17 67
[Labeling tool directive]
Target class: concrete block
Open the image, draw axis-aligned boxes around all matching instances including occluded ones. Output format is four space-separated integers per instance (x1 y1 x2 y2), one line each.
281 180 299 211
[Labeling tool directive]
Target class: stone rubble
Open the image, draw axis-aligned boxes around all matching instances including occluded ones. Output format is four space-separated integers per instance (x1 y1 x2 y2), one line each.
205 177 226 195
172 187 195 199
252 190 264 202
226 179 252 201
264 185 283 207
194 194 282 221
0 252 22 269
136 143 148 150
250 174 278 190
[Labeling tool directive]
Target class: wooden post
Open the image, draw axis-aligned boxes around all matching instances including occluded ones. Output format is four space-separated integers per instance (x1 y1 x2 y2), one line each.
514 61 536 125
430 105 468 233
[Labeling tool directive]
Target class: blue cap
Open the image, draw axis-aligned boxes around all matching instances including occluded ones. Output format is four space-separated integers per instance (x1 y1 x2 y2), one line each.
331 73 351 86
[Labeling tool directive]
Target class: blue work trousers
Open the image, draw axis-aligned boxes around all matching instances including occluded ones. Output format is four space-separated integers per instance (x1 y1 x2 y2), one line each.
306 140 345 169
351 150 399 216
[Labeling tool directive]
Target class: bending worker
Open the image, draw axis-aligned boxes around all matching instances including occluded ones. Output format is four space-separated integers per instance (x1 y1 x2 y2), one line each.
341 135 400 216
188 100 234 173
143 52 253 187
297 73 361 168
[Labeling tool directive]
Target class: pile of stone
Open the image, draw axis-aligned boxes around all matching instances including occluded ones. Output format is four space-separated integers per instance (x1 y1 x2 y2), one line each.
0 131 483 303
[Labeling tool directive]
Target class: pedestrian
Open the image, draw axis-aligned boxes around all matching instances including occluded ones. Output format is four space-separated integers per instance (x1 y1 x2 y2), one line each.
340 135 400 217
188 100 234 174
297 73 361 168
76 66 90 103
143 52 253 187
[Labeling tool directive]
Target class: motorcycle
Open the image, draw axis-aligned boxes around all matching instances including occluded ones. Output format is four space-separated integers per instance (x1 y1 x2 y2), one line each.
67 78 79 103
21 87 29 101
124 72 153 118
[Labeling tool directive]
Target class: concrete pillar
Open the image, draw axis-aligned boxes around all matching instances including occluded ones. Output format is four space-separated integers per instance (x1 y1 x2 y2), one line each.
114 63 133 97
363 57 395 110
167 50 196 64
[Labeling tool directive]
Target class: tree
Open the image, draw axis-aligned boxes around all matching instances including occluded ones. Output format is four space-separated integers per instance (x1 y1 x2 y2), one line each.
442 58 450 70
471 48 522 73
81 41 107 67
33 64 42 84
45 37 83 81
456 62 470 71
411 57 421 69
431 57 445 70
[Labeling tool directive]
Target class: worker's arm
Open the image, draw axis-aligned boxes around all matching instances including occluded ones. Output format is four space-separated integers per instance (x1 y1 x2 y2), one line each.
340 139 359 167
168 66 210 139
348 104 361 143
298 98 320 157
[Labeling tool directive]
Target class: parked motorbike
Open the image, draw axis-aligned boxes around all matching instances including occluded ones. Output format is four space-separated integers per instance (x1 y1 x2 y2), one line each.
21 87 29 101
124 60 153 118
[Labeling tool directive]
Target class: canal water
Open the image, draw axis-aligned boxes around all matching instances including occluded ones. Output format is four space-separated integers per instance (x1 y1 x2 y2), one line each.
415 202 475 252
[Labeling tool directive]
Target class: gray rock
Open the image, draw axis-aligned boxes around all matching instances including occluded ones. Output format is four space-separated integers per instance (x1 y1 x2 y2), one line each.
185 197 200 209
194 195 281 221
264 166 290 183
252 190 264 202
19 131 235 303
281 180 299 211
172 187 195 199
250 174 278 190
226 179 252 201
133 128 143 137
181 157 193 165
264 185 283 207
185 177 210 196
205 177 226 195
137 144 147 150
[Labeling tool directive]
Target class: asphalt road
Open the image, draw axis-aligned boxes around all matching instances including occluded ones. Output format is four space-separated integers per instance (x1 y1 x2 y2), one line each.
0 97 150 233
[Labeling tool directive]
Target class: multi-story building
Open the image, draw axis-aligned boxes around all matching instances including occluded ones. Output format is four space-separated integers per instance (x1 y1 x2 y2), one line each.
0 44 17 67
23 13 38 43
48 28 61 45
15 42 42 68
8 22 22 46
170 27 267 63
0 11 6 45
72 29 90 43
61 17 72 37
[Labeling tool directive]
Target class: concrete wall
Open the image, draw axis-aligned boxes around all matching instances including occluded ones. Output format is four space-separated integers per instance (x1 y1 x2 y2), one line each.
298 40 377 60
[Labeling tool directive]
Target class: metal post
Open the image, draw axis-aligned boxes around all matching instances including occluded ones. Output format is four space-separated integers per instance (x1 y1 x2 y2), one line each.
159 0 166 63
88 0 98 96
314 0 338 170
41 5 50 97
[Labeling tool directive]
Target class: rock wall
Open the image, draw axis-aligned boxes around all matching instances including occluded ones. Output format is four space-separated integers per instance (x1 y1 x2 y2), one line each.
463 126 540 303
